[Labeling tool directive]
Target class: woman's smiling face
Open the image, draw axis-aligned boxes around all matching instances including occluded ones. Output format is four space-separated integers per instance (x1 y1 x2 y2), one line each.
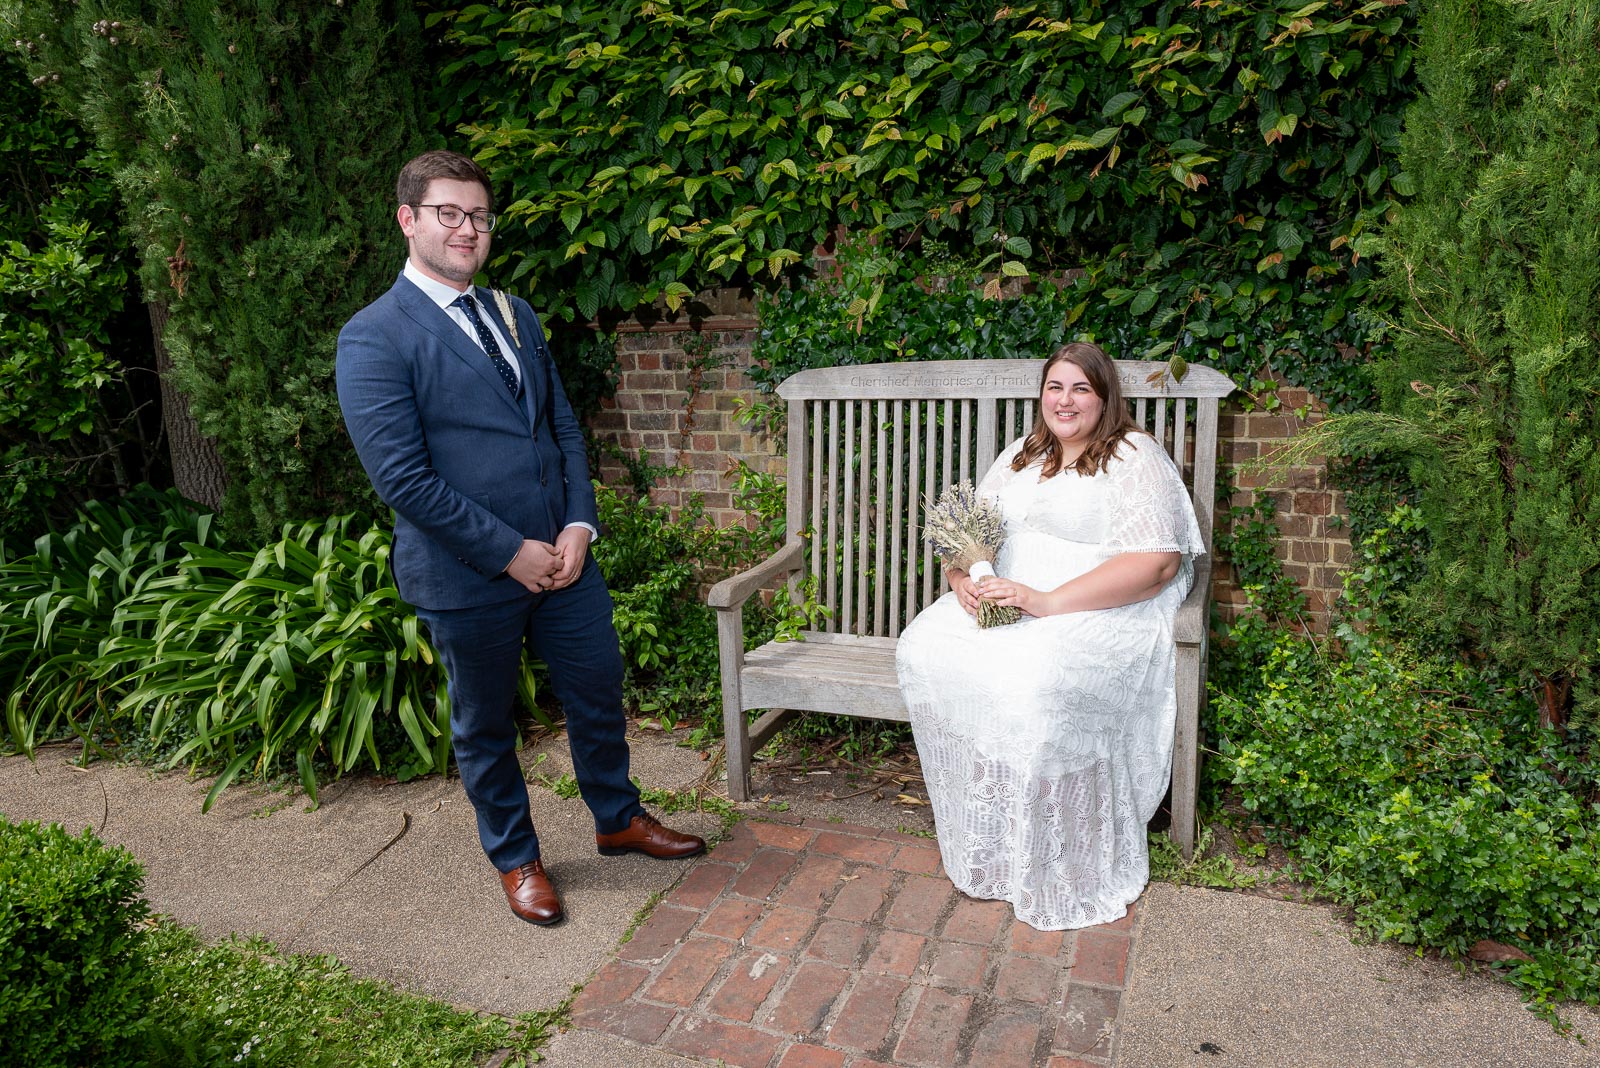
1040 359 1104 454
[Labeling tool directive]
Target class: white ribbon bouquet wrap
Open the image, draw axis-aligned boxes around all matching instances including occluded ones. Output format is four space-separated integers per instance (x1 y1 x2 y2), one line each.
923 482 1021 628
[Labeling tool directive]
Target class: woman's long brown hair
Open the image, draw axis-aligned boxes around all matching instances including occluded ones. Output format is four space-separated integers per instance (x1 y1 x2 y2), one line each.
1010 342 1139 478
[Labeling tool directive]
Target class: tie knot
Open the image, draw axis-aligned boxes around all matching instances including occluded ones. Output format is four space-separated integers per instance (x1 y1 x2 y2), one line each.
454 292 476 310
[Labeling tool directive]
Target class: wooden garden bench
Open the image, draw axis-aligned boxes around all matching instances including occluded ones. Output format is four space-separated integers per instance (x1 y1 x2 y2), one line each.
707 358 1235 858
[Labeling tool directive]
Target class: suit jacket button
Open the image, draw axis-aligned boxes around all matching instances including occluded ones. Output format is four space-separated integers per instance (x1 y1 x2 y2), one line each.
540 477 549 486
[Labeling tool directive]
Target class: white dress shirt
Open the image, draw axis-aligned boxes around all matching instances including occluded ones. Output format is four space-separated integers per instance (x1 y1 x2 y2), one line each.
403 260 521 388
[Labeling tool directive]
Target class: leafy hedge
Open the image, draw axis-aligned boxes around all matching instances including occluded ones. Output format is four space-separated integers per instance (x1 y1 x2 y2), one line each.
0 817 153 1068
1357 0 1600 734
441 0 1416 407
0 51 156 550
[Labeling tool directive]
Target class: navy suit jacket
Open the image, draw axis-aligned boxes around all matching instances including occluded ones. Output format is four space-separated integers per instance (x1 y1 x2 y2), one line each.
336 274 598 611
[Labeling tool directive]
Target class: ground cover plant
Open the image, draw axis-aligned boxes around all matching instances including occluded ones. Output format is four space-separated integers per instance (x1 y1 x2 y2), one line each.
0 814 544 1066
1 477 803 802
139 924 548 1067
0 487 207 757
1207 503 1600 1023
0 489 470 804
1213 625 1600 1020
592 457 820 740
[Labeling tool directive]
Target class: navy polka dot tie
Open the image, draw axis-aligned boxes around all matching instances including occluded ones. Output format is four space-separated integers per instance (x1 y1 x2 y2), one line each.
453 292 520 396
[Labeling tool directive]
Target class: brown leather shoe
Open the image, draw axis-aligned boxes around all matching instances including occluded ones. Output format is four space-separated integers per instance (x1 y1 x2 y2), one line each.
499 859 563 926
596 813 706 859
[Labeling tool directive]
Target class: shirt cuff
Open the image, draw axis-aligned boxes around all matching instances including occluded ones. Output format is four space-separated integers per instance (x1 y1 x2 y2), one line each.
564 521 599 543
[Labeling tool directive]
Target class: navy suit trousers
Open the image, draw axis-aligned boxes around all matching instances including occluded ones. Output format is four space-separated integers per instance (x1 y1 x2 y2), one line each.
416 557 643 871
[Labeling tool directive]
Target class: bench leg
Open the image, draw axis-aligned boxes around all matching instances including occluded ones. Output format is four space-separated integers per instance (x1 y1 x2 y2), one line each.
1171 639 1202 860
725 714 753 802
724 703 798 803
718 609 753 801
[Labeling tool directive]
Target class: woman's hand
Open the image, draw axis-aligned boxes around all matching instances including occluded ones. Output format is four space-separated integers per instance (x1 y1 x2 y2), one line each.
947 569 982 617
974 574 1053 617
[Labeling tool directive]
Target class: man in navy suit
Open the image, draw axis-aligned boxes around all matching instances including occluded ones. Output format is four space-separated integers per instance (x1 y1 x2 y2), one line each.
336 150 702 926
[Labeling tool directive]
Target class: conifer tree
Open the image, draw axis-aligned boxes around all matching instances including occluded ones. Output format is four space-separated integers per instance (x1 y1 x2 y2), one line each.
3 1 430 536
1368 0 1600 733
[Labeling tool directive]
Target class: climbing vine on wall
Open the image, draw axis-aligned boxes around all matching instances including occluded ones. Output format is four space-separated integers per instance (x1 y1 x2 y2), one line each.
433 0 1415 405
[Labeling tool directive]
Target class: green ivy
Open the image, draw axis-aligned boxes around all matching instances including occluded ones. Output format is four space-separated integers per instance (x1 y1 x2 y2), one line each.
748 241 1079 389
436 0 1416 406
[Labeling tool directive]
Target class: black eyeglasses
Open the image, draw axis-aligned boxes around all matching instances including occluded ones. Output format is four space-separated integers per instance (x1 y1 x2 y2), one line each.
415 203 498 233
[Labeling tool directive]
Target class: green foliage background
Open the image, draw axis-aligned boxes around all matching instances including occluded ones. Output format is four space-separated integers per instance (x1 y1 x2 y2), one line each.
0 53 158 550
3 0 431 539
1210 504 1600 1014
1353 0 1600 730
440 0 1416 407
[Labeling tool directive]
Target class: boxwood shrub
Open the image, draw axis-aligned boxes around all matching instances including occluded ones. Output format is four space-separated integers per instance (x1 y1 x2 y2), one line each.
0 817 153 1066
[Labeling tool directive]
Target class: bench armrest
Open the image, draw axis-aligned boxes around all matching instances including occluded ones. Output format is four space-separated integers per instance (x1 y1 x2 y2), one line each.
1174 553 1214 646
707 538 806 610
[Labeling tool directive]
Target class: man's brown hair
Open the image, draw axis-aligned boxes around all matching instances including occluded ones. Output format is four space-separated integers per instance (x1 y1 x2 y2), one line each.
396 150 494 210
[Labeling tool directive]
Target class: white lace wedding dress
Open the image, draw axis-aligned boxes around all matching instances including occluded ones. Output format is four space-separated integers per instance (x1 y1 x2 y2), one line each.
896 433 1206 930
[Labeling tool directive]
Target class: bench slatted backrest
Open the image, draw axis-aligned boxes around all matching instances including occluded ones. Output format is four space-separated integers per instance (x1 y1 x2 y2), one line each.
777 359 1235 640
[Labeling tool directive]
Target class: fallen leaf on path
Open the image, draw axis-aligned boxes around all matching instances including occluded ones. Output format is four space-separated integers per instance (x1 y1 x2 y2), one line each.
1468 939 1533 963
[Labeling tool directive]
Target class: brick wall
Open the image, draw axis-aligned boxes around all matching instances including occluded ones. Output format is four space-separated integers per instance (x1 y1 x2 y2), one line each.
587 309 1349 630
1215 379 1349 631
588 292 786 523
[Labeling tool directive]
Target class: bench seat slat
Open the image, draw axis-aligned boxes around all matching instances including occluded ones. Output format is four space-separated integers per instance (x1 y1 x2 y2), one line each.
740 635 910 720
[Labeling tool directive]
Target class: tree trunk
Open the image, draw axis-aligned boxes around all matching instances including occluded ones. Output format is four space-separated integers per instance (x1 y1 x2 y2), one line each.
1537 673 1570 737
148 300 226 510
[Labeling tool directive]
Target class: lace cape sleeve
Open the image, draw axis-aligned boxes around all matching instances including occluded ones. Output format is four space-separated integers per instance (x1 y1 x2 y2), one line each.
1098 433 1207 558
976 438 1027 501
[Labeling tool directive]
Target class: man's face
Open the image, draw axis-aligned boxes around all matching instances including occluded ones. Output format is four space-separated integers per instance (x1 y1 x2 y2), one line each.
398 177 492 289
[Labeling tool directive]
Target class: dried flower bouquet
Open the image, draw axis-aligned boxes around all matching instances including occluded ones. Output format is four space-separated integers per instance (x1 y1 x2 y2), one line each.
923 482 1021 628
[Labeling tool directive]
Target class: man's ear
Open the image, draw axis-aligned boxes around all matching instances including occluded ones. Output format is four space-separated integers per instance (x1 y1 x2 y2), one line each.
397 203 417 237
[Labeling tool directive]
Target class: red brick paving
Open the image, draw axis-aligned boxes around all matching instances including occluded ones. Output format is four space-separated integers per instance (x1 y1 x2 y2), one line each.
1071 930 1131 987
569 818 1140 1066
888 844 943 875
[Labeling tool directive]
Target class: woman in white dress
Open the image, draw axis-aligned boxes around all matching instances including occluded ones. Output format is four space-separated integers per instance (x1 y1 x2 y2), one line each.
896 342 1206 930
